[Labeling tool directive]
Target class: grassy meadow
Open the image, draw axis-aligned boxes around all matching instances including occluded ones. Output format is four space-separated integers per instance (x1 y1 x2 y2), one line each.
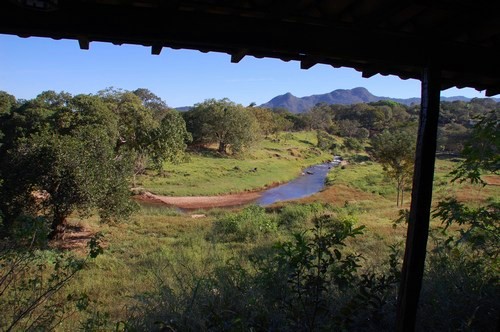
2 134 498 331
138 131 333 196
40 146 497 330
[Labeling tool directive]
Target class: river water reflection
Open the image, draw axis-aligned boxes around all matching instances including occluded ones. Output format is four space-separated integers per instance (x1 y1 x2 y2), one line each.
257 162 335 206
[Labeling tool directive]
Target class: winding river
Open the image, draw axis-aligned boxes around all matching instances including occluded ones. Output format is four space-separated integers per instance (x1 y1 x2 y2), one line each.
138 157 342 210
256 162 335 206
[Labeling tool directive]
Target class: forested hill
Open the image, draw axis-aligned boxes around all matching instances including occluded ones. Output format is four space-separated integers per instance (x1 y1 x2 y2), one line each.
260 87 495 113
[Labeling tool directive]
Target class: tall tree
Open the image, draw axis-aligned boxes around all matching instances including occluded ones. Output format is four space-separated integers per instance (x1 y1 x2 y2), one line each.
186 99 260 154
133 88 170 120
146 110 192 171
0 94 135 238
451 110 499 184
303 103 334 132
371 128 416 206
99 88 189 175
250 107 292 139
0 91 17 116
6 128 134 238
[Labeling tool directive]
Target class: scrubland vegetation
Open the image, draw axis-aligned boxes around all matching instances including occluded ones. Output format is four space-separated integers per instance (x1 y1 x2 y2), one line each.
0 89 498 331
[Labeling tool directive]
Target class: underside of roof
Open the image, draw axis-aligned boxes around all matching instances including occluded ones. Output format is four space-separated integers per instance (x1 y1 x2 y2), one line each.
1 0 500 96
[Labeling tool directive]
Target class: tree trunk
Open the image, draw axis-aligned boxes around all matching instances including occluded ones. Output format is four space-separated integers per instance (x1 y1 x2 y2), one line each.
396 188 400 207
218 141 226 154
401 178 406 206
49 213 67 240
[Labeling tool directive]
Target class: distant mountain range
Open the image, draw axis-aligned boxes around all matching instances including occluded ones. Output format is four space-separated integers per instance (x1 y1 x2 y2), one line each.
259 87 494 113
175 87 498 113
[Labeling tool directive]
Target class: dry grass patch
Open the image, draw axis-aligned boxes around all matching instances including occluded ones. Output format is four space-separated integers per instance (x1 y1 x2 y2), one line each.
483 175 500 185
298 184 381 206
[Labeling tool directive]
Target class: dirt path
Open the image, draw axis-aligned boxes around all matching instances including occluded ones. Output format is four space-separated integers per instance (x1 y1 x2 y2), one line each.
50 224 95 252
135 191 262 209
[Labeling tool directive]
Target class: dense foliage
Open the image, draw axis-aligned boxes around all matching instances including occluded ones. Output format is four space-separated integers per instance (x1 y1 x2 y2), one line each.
183 98 261 154
281 98 498 155
0 89 190 238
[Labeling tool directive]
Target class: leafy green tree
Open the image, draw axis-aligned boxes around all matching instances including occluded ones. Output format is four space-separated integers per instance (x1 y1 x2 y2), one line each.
250 107 275 137
0 92 64 228
0 92 17 151
343 137 363 152
133 88 170 120
99 88 157 153
316 130 337 151
186 98 260 154
304 103 334 132
146 110 192 171
5 130 132 238
428 112 499 330
1 90 190 238
0 91 17 116
270 112 293 138
371 128 416 206
284 112 309 131
337 119 361 138
251 107 293 139
31 91 72 110
355 105 387 133
0 94 135 238
99 88 189 175
437 123 469 153
451 110 499 184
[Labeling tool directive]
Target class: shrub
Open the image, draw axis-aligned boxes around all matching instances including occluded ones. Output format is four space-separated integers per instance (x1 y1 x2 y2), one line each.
209 205 277 242
343 137 363 152
316 130 337 151
277 202 328 230
126 211 402 331
0 232 104 331
421 197 500 331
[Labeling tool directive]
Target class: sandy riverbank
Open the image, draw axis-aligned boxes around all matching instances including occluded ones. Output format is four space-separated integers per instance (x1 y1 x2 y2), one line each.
135 191 262 209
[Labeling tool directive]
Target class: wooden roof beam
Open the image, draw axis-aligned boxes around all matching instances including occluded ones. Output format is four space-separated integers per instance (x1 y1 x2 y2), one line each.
486 88 500 97
78 36 89 50
151 44 162 55
362 1 425 27
231 49 248 63
1 1 499 92
300 58 317 70
3 1 498 77
361 69 378 78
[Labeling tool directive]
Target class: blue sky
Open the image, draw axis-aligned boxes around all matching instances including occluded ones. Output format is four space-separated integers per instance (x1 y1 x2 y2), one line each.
0 34 490 108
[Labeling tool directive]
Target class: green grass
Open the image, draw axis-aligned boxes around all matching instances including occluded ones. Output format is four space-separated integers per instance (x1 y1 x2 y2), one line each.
4 153 498 330
307 156 500 264
138 131 330 196
327 161 395 197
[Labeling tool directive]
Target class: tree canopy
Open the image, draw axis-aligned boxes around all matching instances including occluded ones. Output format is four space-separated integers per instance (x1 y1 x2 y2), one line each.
184 98 260 154
0 89 189 238
371 127 417 206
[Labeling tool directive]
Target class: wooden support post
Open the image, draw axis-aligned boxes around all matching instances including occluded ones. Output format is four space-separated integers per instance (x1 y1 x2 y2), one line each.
396 66 441 332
